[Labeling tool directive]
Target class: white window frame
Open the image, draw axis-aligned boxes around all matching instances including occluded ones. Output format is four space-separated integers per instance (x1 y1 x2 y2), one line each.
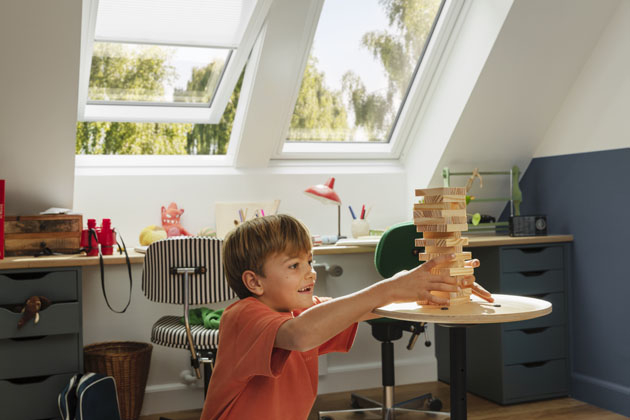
76 0 273 124
272 0 466 160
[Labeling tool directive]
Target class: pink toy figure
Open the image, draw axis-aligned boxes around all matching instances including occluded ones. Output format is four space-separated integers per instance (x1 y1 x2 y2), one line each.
161 202 192 237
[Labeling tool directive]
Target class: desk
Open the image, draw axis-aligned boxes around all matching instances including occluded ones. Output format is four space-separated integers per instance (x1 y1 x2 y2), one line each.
374 295 552 420
0 234 572 417
0 244 376 270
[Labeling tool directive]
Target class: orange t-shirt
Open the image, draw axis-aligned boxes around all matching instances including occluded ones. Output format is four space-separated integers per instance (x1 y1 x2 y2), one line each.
200 296 358 420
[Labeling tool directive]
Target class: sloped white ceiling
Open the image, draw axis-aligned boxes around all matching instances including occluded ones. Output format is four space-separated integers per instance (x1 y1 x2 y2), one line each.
404 0 621 218
0 0 81 215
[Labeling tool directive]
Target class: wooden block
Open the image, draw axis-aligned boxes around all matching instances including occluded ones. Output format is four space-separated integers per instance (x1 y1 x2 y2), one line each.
414 216 468 225
423 231 461 239
433 267 474 276
414 202 466 210
424 245 463 254
415 237 469 247
417 251 472 261
425 291 471 306
448 295 472 306
424 195 466 203
413 209 467 218
415 187 467 196
4 214 83 256
416 223 468 232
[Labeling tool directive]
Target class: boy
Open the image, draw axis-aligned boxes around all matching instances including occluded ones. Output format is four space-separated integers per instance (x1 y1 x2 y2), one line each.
200 214 492 420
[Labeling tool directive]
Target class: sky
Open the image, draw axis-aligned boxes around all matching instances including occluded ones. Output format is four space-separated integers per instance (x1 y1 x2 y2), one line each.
311 0 391 94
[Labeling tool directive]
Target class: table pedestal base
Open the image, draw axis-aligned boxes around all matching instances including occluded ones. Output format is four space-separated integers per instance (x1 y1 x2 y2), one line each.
449 327 467 420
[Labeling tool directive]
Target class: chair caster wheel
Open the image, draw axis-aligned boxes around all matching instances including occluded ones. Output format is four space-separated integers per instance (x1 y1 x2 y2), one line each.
350 395 361 409
429 397 443 411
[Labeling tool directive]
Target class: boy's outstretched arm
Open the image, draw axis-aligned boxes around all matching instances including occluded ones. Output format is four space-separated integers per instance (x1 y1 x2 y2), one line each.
274 254 460 352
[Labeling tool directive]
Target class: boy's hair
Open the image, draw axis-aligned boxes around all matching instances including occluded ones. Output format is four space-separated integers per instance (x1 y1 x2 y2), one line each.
223 214 312 299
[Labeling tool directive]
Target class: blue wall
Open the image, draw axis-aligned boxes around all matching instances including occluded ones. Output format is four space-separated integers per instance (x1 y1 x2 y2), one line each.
517 148 630 416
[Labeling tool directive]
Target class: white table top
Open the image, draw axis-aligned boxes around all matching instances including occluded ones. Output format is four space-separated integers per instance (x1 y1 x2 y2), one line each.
373 294 552 325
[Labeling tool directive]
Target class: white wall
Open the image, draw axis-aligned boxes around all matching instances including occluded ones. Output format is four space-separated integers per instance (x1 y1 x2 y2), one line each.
535 0 630 158
0 0 80 215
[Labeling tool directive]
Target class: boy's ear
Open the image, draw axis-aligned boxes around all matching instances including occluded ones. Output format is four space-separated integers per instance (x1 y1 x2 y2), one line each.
242 270 264 296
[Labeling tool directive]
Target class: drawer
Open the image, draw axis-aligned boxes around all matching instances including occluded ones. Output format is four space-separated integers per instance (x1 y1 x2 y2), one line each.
0 303 81 339
0 270 79 305
503 292 565 330
503 359 568 401
501 246 563 273
0 334 80 379
503 326 566 365
0 373 73 420
501 269 564 295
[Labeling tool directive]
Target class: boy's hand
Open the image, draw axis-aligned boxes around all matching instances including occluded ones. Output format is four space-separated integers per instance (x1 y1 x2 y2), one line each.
459 259 494 302
381 254 460 306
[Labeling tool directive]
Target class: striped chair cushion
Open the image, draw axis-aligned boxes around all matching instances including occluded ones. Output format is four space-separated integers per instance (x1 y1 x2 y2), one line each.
151 315 220 350
142 236 237 305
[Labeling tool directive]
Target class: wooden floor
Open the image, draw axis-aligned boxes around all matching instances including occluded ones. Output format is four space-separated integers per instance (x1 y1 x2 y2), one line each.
139 381 628 420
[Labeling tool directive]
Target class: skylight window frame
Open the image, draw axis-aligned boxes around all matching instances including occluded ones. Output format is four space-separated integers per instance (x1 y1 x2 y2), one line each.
76 0 273 124
272 0 466 161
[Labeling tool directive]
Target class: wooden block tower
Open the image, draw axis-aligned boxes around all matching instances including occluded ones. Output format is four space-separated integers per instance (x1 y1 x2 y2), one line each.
414 187 473 305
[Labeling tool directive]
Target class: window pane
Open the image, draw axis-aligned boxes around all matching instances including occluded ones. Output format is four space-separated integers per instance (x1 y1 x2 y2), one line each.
287 0 443 143
88 42 230 105
77 74 244 156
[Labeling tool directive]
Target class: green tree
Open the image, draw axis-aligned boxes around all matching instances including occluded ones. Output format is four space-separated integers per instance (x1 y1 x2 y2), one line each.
174 62 243 155
362 0 441 97
76 43 193 155
288 57 349 141
341 72 389 139
341 0 442 140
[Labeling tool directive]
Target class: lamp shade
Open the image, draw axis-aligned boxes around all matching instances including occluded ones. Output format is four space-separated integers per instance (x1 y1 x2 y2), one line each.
304 177 341 205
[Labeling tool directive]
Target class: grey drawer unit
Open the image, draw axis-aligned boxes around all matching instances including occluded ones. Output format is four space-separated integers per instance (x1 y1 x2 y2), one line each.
0 267 82 420
0 373 75 420
435 242 570 404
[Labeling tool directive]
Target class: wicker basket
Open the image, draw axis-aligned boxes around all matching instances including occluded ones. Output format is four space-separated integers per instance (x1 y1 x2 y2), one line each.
84 341 153 420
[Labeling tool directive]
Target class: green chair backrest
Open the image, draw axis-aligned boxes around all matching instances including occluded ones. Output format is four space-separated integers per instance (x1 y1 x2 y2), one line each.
374 221 422 279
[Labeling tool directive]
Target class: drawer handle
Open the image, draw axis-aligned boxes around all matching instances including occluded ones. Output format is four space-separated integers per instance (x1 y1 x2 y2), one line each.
521 327 549 335
529 293 550 299
521 270 547 277
519 247 545 254
10 335 47 342
4 272 51 280
7 375 51 384
522 361 549 368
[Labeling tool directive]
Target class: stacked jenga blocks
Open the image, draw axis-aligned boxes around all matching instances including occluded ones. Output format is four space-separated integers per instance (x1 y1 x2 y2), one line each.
414 187 473 305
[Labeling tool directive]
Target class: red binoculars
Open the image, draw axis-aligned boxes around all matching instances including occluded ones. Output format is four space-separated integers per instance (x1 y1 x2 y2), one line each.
80 218 116 256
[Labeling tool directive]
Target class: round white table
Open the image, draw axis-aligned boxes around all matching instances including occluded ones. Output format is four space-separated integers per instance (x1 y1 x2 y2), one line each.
373 294 552 420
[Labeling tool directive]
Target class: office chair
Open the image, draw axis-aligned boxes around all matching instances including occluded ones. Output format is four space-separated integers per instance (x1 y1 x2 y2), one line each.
141 236 237 396
319 222 445 420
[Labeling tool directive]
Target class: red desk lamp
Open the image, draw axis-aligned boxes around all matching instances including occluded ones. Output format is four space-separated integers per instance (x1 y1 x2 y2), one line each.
304 177 345 239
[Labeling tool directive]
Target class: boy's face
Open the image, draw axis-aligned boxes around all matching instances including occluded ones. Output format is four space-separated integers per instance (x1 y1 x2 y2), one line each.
256 250 316 312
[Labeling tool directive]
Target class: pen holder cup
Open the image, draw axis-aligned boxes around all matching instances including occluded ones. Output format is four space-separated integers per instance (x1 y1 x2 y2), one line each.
351 219 370 239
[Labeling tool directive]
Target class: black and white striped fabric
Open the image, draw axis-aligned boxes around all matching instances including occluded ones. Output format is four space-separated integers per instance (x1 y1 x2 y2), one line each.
142 236 237 304
150 315 219 350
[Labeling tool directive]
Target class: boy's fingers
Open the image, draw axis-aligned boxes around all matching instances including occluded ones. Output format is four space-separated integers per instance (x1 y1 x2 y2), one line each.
426 273 457 285
464 259 480 268
420 254 456 271
429 282 459 293
458 275 476 287
426 293 449 306
473 283 494 302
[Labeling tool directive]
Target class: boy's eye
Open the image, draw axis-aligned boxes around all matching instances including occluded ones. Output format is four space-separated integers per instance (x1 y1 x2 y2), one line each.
289 263 298 269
